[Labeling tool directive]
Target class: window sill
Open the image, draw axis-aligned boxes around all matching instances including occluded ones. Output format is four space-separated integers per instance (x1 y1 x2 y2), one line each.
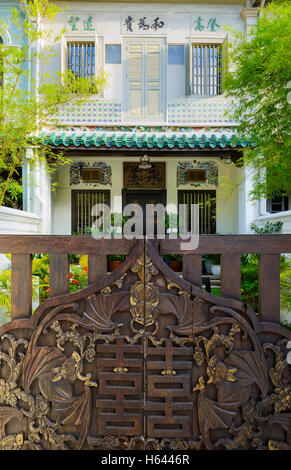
256 210 291 220
186 94 226 100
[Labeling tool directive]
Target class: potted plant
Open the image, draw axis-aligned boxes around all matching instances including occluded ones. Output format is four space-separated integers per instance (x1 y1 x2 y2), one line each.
108 255 125 272
164 213 179 235
164 254 183 272
202 255 212 274
204 254 221 276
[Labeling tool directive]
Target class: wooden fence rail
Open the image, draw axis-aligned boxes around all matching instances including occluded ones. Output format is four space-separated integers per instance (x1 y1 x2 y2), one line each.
1 234 291 325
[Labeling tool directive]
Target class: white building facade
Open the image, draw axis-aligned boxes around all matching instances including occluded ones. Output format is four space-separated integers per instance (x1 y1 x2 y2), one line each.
2 0 291 236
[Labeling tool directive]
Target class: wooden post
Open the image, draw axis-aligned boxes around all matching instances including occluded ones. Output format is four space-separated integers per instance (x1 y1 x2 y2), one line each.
88 254 107 284
183 254 202 287
221 254 241 301
11 254 32 320
49 254 70 297
259 253 281 322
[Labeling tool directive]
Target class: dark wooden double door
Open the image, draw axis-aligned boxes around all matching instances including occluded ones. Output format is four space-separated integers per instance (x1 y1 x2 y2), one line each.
123 189 216 235
123 189 167 235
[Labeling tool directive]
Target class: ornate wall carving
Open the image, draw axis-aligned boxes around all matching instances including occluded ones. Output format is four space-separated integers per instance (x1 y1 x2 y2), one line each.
0 240 290 450
177 161 218 187
70 161 112 186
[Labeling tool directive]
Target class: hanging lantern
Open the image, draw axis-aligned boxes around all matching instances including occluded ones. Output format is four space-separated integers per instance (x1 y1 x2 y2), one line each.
138 155 152 170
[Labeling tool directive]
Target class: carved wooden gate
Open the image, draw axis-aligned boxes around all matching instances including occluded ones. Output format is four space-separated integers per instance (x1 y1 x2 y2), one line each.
0 238 291 450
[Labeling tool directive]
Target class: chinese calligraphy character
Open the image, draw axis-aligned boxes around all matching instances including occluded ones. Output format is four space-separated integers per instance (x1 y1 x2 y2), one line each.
138 17 150 30
68 16 80 31
193 16 205 31
151 17 165 31
124 15 134 32
207 17 220 32
84 15 95 31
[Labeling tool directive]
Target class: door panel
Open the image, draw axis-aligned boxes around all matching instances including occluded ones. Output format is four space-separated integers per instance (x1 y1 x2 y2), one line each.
123 189 167 235
128 43 144 117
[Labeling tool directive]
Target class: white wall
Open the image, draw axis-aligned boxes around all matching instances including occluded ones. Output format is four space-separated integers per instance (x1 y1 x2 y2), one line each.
52 154 241 235
22 151 52 234
252 211 291 235
42 2 245 120
0 206 41 235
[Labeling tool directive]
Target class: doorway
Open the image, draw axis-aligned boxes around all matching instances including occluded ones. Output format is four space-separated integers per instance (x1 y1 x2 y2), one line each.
122 189 167 235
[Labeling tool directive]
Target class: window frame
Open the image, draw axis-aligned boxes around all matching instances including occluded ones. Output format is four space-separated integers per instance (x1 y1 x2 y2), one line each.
178 189 216 234
167 44 185 66
187 36 227 97
71 189 110 235
67 40 96 78
105 44 122 65
267 195 289 214
61 33 104 94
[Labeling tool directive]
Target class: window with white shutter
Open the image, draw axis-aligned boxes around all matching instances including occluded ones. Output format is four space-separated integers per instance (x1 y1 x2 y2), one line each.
124 38 166 121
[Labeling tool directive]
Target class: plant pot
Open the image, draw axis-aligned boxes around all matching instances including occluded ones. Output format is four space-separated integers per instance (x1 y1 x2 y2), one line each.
211 264 221 276
108 260 122 272
168 260 182 272
204 261 212 274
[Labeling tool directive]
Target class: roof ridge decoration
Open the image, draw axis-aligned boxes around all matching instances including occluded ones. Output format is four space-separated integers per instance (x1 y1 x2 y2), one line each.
44 125 238 134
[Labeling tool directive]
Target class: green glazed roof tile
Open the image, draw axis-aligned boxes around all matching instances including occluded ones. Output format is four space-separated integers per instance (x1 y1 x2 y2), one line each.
39 131 249 150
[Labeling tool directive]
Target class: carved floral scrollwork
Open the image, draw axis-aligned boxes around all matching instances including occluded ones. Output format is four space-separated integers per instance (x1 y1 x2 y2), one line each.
0 240 290 450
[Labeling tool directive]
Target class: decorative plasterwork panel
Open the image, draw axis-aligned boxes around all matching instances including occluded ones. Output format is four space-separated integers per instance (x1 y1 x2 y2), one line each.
168 100 237 125
177 161 218 187
54 100 122 126
52 98 237 127
70 161 112 186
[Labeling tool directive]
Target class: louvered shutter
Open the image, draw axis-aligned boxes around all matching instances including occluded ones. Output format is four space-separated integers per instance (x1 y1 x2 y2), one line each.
145 41 163 118
127 42 144 117
125 38 165 120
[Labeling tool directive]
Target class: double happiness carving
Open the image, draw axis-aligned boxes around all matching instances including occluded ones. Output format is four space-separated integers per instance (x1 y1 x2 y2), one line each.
0 240 290 450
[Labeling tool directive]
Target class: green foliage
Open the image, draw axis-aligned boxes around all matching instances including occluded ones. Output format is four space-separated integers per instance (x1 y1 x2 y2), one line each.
107 255 125 262
163 254 183 262
280 259 291 312
203 254 221 265
69 265 88 292
72 227 93 236
61 69 108 96
0 0 107 207
164 213 179 232
223 1 291 200
241 254 259 311
31 254 50 301
0 254 48 317
0 174 23 208
241 220 291 312
250 221 284 234
282 321 291 331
